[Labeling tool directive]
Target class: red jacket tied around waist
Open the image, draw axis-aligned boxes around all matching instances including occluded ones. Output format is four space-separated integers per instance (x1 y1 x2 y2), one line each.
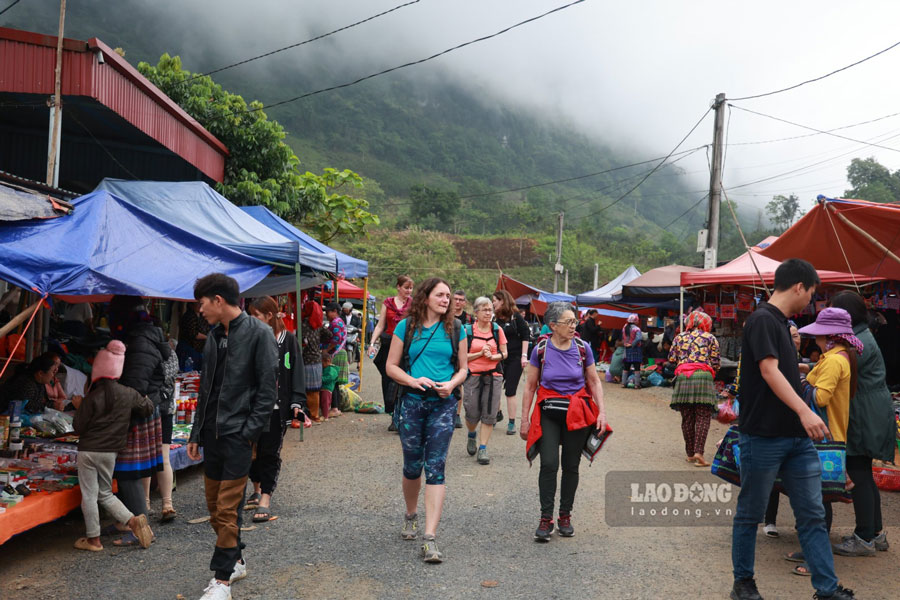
525 385 598 463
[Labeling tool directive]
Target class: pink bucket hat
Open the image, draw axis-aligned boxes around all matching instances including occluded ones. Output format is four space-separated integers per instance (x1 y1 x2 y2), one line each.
92 340 126 382
797 307 853 337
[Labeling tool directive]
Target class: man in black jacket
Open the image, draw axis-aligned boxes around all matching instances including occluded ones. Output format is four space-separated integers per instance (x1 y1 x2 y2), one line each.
187 274 278 600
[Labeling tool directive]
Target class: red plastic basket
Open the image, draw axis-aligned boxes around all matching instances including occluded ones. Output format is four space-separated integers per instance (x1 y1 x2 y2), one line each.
873 466 900 492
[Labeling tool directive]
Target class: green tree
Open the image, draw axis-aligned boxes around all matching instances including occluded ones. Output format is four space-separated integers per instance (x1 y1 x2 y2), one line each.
844 157 900 203
408 185 460 232
765 194 804 231
137 54 377 239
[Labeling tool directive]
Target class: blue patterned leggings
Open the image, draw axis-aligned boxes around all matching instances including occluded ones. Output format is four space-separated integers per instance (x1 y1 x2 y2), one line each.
399 394 457 485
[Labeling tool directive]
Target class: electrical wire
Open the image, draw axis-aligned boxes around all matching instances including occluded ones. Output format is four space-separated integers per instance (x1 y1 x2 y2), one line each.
727 108 900 146
730 38 900 101
0 0 22 18
68 112 140 180
729 103 900 154
185 0 424 82
578 106 713 220
660 194 709 231
227 0 587 116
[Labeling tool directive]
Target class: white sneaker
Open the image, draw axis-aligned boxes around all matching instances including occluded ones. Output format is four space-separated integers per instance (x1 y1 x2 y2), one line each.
763 523 779 538
230 559 247 582
199 579 232 600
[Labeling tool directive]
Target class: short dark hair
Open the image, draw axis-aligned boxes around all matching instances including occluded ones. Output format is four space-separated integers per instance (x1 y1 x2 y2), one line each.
324 301 340 313
194 273 239 306
773 258 820 292
829 291 867 327
453 290 466 298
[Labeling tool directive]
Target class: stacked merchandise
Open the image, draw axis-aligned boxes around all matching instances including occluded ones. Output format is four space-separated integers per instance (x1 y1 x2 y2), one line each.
0 443 79 511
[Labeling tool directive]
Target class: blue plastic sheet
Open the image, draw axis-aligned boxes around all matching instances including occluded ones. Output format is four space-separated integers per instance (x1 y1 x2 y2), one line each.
0 190 271 299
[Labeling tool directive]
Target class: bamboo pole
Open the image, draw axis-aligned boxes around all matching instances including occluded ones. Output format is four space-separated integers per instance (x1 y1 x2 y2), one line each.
828 203 900 270
359 277 368 385
0 300 43 340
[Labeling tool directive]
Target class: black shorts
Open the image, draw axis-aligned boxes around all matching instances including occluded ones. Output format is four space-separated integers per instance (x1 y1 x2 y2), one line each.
160 410 173 445
502 356 524 397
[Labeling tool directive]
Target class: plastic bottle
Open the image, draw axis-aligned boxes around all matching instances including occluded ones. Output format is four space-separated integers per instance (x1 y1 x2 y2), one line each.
176 402 186 425
8 418 23 451
367 340 379 359
184 357 194 372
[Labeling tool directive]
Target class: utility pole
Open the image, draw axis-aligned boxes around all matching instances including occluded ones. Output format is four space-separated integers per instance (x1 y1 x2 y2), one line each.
705 92 726 269
593 263 599 289
564 269 569 295
553 212 564 292
46 0 66 188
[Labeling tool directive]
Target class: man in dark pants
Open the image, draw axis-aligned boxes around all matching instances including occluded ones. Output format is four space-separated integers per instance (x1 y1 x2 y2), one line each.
187 274 278 600
730 259 855 600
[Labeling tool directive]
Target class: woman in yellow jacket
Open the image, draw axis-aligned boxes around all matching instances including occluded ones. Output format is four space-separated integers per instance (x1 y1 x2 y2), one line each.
788 307 863 574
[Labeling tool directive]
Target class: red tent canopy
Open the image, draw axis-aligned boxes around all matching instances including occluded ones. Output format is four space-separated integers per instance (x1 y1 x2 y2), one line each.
322 279 367 300
682 236 881 287
759 197 900 280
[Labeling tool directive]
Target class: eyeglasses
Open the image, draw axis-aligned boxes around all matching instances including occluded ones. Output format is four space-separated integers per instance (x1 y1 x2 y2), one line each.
477 307 493 313
555 319 578 327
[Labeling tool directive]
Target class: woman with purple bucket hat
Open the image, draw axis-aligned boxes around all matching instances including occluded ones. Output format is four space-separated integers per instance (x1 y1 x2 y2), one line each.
786 306 863 576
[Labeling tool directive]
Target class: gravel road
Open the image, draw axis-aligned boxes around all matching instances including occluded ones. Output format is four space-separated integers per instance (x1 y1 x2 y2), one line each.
1 361 897 599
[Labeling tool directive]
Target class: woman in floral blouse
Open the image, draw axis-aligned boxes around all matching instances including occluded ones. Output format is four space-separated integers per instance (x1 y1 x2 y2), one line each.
668 310 720 466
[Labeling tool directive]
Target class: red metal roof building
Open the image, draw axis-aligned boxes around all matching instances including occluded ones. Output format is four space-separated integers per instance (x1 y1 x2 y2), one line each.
0 27 227 192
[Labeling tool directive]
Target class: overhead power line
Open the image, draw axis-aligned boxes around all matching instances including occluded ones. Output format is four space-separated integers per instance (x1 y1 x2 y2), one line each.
228 0 587 116
457 145 705 200
0 0 22 18
187 0 423 82
728 108 900 146
730 38 900 101
729 104 900 155
578 106 713 220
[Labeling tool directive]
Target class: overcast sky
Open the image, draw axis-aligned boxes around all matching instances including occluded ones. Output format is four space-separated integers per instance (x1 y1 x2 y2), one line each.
162 0 900 213
13 0 900 213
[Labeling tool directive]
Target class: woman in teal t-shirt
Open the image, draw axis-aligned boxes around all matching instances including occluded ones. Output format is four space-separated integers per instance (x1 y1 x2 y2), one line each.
386 277 468 564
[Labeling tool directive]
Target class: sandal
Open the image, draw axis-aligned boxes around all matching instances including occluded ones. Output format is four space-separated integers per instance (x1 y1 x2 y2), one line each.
100 523 129 536
160 507 177 523
252 508 273 523
792 563 811 577
112 532 142 547
244 493 261 510
784 551 806 563
74 537 103 552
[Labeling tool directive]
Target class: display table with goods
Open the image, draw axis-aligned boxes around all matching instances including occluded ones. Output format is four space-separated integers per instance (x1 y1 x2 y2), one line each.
0 442 80 545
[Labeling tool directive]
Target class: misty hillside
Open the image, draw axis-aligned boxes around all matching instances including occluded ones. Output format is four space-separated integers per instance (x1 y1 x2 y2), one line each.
3 2 776 293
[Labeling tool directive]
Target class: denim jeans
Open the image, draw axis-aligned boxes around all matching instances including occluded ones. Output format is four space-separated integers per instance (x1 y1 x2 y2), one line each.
732 434 838 596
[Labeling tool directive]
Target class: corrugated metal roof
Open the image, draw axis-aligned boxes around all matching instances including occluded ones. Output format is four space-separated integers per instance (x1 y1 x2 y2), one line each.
0 27 227 182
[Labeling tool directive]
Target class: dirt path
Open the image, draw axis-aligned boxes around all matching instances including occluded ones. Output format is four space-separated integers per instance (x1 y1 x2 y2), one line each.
1 361 896 599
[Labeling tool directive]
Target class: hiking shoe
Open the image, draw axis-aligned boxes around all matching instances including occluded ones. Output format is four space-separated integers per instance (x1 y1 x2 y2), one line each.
453 413 462 429
813 585 855 600
401 512 418 540
730 578 763 600
466 436 477 456
873 531 889 551
388 421 397 432
534 516 554 542
496 410 503 423
506 421 516 435
199 580 232 600
557 513 574 537
832 532 875 557
421 535 443 563
230 559 247 582
763 523 779 538
476 447 490 465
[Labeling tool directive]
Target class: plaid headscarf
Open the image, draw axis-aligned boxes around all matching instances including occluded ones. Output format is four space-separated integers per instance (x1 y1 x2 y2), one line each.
686 310 712 333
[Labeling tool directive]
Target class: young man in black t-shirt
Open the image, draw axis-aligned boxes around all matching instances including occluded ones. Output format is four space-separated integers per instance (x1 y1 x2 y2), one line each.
730 259 855 600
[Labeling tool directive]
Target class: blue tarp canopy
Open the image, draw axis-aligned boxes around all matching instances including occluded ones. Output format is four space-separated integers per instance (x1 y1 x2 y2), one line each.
0 190 272 300
95 179 338 273
576 265 642 305
240 206 367 278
